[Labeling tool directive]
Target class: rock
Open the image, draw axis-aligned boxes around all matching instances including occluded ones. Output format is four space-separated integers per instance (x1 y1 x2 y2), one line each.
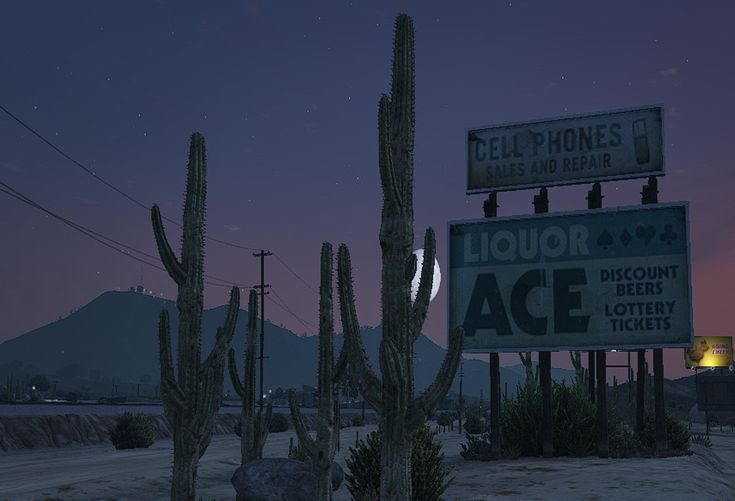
231 458 344 500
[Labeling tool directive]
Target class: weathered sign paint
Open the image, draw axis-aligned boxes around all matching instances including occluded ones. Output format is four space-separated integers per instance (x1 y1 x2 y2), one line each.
685 336 733 368
448 203 691 352
466 106 663 193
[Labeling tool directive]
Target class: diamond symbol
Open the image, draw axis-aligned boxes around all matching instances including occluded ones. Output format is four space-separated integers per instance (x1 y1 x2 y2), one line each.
620 229 632 247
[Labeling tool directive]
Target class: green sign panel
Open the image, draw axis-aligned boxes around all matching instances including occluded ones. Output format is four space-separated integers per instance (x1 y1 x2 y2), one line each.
466 106 664 193
448 203 692 352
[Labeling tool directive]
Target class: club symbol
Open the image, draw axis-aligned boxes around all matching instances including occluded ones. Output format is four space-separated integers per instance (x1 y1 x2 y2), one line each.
660 224 678 244
619 229 632 247
635 225 656 245
597 230 614 249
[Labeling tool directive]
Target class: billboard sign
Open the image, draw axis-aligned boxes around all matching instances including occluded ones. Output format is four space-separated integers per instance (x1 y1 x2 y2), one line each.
697 376 735 412
448 203 691 352
686 336 733 368
466 106 663 193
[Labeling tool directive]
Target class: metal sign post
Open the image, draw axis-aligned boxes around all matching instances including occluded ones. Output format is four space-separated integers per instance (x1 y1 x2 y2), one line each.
483 192 502 458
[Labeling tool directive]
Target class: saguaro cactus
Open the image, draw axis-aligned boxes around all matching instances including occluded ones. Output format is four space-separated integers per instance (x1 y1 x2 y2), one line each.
338 14 464 500
228 289 273 462
288 242 348 500
152 133 240 501
519 352 536 388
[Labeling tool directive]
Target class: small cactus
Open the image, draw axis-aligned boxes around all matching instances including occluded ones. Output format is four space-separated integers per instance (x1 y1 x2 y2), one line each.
288 242 348 500
228 289 273 462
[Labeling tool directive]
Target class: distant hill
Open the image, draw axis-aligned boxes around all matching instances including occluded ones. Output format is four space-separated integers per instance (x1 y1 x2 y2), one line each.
0 290 577 397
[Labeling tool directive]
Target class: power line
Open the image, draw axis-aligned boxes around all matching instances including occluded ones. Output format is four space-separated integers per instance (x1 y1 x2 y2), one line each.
0 103 260 252
270 288 317 333
0 180 253 290
267 294 316 334
273 252 319 295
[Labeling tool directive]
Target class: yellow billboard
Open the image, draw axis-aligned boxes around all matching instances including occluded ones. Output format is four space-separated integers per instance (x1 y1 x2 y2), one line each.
685 336 733 368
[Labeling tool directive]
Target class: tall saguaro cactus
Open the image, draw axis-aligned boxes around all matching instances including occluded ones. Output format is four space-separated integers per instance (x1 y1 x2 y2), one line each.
288 242 348 501
228 289 273 463
338 14 464 500
152 133 240 501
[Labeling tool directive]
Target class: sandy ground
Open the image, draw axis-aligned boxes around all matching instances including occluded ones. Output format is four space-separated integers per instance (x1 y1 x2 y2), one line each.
0 423 733 500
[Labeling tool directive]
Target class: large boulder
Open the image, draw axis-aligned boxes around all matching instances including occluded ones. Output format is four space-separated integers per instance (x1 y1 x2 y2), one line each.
231 458 344 500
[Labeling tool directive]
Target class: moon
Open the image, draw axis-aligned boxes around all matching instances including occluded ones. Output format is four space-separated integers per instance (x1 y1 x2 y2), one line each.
410 248 441 302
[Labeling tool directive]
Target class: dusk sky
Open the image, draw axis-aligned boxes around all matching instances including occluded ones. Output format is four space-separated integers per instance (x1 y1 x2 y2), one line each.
1 1 733 379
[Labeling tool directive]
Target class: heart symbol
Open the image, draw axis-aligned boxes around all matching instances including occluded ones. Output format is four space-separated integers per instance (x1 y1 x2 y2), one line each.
635 226 656 245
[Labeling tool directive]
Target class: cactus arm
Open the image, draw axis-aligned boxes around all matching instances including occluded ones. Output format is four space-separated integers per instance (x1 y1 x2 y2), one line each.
407 326 464 430
151 205 186 286
158 310 185 410
337 244 383 413
254 403 273 457
227 348 245 398
378 94 402 209
332 342 348 384
200 287 240 374
411 227 436 342
288 389 317 456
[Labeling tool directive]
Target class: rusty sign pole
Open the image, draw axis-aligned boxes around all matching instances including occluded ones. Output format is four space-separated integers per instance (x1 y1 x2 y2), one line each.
642 177 668 454
533 188 553 458
483 192 501 458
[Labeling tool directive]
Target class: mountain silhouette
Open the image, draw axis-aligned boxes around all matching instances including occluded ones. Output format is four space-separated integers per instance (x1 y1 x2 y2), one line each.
0 290 576 398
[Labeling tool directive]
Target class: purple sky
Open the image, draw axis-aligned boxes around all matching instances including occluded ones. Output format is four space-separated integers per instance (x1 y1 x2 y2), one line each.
1 1 733 379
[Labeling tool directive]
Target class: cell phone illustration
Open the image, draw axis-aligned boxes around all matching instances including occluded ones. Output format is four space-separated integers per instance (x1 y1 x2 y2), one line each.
632 118 650 164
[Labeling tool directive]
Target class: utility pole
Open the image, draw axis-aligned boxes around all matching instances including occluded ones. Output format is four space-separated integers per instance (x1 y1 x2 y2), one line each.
253 250 272 412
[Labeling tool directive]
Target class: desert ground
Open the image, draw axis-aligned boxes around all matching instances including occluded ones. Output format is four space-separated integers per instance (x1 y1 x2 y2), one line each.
1 422 733 500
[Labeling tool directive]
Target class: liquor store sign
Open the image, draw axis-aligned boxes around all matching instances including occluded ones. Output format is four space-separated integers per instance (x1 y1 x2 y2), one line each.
448 203 692 352
466 106 663 193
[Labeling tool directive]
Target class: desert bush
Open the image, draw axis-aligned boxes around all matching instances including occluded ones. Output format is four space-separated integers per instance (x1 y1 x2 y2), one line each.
607 412 641 458
460 431 495 461
345 425 452 501
436 411 454 427
269 413 290 433
499 382 543 456
110 412 155 450
464 414 484 435
288 441 310 461
639 411 690 453
493 381 598 458
552 382 596 456
691 433 712 448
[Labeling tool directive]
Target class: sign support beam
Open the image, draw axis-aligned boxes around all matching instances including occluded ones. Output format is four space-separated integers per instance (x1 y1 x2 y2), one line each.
533 188 553 458
483 192 502 458
641 176 668 454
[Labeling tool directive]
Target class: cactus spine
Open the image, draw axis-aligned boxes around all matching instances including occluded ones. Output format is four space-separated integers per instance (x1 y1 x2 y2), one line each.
228 289 273 462
338 14 464 500
288 242 348 501
152 133 240 501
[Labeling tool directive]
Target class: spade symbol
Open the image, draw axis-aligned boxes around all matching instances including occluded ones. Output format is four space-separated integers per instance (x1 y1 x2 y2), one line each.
635 225 656 245
597 230 614 249
660 224 678 244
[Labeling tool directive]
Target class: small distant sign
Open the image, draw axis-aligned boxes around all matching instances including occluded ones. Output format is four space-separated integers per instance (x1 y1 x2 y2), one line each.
697 376 735 412
686 336 733 368
466 106 663 193
448 203 691 352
